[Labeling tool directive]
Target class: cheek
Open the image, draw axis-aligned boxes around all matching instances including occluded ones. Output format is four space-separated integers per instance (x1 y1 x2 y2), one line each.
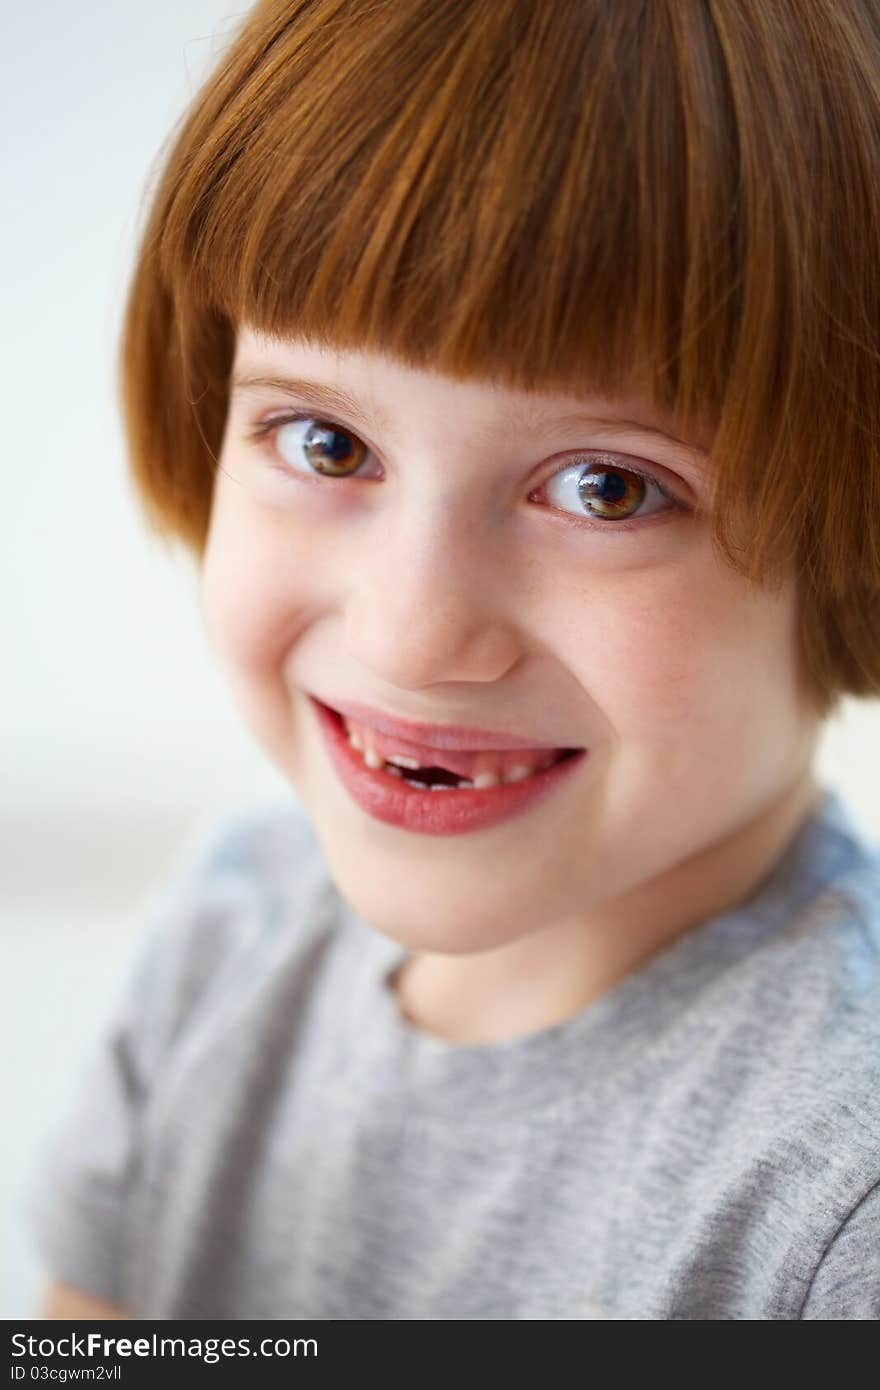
200 497 314 675
199 505 321 758
552 557 801 756
550 575 712 721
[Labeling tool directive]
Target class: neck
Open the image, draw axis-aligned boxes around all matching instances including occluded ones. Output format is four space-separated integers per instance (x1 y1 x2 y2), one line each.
390 766 823 1046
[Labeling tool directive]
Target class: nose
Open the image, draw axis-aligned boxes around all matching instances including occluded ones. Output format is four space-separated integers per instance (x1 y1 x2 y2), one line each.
340 503 523 690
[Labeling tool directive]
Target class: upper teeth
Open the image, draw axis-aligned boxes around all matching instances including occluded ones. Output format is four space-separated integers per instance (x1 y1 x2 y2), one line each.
343 717 559 787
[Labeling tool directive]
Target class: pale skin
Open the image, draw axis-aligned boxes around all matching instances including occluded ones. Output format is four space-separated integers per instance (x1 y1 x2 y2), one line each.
201 326 823 1042
40 325 823 1314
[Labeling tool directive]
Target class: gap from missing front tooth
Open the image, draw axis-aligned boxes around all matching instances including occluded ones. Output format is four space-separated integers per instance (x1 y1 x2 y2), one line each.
397 764 466 788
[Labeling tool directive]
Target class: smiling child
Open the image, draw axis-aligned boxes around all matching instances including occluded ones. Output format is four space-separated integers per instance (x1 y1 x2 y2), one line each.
23 0 880 1319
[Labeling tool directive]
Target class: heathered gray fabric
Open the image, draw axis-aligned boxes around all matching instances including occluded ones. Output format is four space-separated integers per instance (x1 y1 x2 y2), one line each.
21 784 880 1320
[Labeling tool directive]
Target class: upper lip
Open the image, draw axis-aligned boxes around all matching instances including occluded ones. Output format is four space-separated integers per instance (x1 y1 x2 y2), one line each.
312 694 578 752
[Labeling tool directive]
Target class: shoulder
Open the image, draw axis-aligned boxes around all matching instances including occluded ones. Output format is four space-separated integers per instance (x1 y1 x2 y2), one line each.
20 796 338 1309
799 1178 880 1318
733 790 880 1313
776 788 880 1045
166 792 328 924
163 792 326 900
162 793 332 945
101 796 338 1070
744 787 880 1117
624 792 880 1318
747 785 880 1030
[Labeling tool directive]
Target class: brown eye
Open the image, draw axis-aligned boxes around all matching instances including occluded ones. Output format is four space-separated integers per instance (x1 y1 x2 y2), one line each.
578 462 648 520
539 452 678 528
276 416 370 477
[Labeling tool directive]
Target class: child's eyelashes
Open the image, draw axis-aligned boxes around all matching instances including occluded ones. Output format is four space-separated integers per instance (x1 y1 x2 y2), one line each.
533 456 681 533
248 412 379 480
243 411 688 535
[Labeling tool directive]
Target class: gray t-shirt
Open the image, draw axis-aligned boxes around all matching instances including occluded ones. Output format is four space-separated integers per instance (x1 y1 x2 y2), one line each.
21 784 880 1319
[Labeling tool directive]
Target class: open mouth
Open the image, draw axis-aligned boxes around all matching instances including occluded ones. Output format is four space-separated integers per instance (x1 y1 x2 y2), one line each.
323 700 583 790
310 695 589 834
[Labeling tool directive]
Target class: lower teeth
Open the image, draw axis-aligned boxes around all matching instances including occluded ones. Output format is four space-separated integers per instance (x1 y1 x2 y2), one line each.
360 747 574 790
387 759 568 791
401 776 473 791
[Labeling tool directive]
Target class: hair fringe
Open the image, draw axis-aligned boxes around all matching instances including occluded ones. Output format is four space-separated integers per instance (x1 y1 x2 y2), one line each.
118 0 880 716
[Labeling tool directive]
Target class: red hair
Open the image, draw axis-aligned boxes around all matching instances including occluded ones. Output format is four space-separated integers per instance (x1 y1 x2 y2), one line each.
119 0 880 721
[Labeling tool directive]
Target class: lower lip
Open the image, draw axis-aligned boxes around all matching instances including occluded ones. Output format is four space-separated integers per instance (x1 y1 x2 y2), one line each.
309 696 588 837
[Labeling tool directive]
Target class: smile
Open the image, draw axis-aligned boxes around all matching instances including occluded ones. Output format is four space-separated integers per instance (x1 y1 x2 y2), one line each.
309 697 588 836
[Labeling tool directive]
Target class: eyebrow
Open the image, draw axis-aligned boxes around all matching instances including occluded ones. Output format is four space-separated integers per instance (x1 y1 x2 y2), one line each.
230 370 703 454
231 372 392 432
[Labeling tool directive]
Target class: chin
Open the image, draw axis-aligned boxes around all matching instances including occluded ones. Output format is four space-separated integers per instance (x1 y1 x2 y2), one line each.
319 848 530 955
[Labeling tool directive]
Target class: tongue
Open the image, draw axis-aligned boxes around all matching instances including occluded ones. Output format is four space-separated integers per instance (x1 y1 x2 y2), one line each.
349 721 561 780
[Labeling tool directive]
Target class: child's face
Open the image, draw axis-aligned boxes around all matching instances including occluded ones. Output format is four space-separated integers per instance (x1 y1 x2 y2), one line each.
201 326 821 966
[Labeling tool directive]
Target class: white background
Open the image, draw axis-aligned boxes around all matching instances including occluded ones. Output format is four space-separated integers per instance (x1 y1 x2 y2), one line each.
2 1 290 1319
3 0 879 1318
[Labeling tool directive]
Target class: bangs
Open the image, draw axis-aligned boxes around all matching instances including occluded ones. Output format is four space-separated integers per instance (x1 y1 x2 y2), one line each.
164 0 737 425
124 0 880 707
